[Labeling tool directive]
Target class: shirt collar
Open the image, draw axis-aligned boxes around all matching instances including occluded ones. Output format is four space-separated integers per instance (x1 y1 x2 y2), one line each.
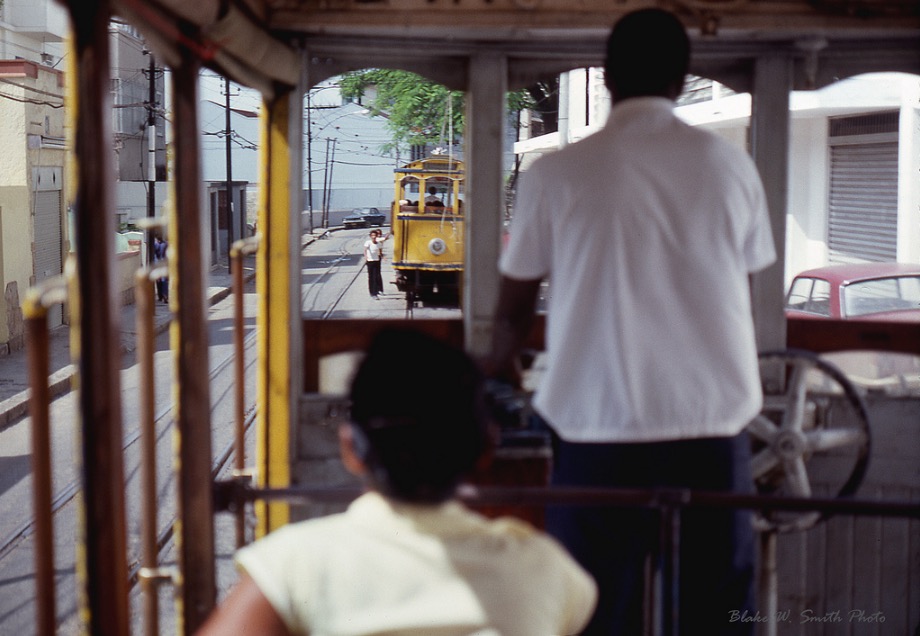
347 491 489 536
606 96 676 128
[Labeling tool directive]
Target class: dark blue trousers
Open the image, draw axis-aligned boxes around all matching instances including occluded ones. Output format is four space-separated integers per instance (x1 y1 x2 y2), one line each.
545 427 756 635
366 260 383 296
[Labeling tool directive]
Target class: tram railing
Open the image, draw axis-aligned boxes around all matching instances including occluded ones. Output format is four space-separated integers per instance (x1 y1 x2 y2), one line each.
230 235 260 549
23 270 70 636
134 258 174 636
288 317 920 634
212 480 920 636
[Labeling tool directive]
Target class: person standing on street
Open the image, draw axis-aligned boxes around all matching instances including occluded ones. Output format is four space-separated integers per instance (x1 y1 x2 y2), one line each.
487 8 776 634
364 228 390 299
153 234 169 303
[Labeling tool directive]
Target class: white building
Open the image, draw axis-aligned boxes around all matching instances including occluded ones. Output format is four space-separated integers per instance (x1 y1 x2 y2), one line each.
304 79 407 224
0 0 68 348
517 69 920 288
110 22 168 233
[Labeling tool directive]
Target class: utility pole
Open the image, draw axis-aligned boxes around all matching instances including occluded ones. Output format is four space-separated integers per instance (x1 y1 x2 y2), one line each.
321 138 330 229
326 139 337 228
146 51 156 266
321 138 337 229
225 76 234 273
306 91 314 233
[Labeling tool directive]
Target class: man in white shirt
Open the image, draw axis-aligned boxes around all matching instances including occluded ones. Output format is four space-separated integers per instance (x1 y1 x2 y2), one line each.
488 9 775 634
363 228 389 298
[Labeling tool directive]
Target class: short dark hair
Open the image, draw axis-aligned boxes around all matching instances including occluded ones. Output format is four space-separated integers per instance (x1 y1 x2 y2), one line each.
604 9 690 100
349 328 490 503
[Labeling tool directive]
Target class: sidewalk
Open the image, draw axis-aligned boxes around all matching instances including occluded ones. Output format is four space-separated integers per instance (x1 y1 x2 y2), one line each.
0 257 255 432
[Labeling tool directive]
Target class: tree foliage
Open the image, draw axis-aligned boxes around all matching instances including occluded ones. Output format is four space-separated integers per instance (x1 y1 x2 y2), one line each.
339 69 535 151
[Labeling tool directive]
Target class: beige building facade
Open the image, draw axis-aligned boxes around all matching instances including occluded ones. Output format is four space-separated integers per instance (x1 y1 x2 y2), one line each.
0 59 66 352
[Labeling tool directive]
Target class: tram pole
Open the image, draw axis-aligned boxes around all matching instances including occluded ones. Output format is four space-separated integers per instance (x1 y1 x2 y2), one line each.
172 52 217 633
64 1 131 633
24 279 67 636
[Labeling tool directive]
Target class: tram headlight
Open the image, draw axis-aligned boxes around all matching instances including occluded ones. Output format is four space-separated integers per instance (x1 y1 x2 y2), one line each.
428 238 447 256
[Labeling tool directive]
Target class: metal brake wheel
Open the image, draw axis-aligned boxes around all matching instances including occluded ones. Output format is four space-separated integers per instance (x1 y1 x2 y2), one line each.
746 349 871 533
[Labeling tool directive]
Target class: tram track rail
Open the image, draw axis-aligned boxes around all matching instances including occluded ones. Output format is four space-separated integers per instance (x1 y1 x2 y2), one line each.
321 263 365 320
301 235 367 319
0 330 259 565
125 407 258 590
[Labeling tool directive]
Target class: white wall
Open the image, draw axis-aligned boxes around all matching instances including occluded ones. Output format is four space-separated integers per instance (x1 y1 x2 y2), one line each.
786 118 829 282
898 78 920 264
0 0 67 64
517 71 920 292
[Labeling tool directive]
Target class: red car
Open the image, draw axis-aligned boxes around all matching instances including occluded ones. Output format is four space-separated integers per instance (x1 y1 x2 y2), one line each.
785 262 920 322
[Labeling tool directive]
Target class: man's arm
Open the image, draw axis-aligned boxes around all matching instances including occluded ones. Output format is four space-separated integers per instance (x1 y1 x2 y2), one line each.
485 275 542 386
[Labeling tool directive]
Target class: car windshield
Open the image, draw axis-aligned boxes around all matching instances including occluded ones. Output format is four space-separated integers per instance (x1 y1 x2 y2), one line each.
842 276 920 317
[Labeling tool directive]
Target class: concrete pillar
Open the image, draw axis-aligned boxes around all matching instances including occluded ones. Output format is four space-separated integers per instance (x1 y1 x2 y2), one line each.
463 53 507 357
750 53 792 352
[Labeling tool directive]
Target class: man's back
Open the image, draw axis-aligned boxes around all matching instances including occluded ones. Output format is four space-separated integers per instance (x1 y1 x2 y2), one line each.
501 97 775 442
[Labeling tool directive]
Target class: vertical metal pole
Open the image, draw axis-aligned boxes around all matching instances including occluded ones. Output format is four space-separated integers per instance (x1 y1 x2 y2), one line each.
464 53 507 357
172 52 216 634
321 137 330 228
24 291 60 636
147 52 157 267
658 504 681 636
760 531 779 636
306 91 314 233
326 139 337 227
65 2 131 634
255 86 303 538
232 242 247 548
225 76 234 272
136 268 160 636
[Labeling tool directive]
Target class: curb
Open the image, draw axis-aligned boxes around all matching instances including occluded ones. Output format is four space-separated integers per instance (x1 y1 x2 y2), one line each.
0 364 76 430
0 269 256 430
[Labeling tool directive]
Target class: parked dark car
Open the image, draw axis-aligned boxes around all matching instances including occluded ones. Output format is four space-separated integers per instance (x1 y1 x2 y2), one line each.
343 207 385 228
785 262 920 321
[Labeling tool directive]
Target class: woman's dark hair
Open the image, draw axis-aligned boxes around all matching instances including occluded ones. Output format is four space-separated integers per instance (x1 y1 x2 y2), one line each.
349 328 490 503
604 9 690 100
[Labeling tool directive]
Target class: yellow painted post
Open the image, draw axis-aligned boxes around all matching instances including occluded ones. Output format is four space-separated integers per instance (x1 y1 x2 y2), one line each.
255 87 303 537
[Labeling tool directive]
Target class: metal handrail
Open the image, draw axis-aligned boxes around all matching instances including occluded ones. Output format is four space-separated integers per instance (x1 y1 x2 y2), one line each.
213 481 920 636
214 482 920 519
23 272 70 636
134 259 172 636
230 235 260 549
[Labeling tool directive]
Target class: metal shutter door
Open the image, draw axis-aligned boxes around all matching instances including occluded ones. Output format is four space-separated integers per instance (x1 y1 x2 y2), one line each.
827 141 898 264
33 189 64 327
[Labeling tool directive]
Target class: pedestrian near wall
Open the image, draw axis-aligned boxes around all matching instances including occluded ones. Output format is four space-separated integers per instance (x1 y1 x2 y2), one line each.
153 234 169 303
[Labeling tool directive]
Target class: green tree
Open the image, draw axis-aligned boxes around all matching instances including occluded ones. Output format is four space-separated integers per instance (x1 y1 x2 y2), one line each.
339 69 535 151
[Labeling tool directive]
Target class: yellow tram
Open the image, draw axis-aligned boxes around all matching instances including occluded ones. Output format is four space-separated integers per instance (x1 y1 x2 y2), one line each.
392 157 465 305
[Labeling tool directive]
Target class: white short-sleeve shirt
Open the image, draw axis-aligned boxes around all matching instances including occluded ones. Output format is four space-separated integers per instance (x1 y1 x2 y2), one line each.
364 239 383 262
500 97 776 443
235 492 597 635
